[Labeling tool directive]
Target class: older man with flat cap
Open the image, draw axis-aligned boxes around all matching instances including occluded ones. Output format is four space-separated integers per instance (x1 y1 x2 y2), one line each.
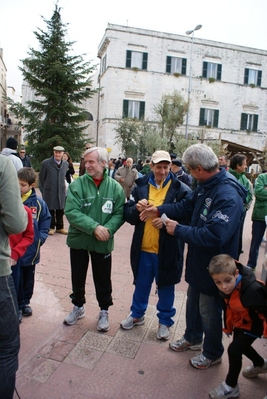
39 146 69 235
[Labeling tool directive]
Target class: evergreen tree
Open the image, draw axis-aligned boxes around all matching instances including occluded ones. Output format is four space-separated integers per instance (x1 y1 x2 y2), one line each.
8 4 97 169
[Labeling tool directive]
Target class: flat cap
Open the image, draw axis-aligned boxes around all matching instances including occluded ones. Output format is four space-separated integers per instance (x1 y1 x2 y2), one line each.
172 159 183 167
53 145 65 151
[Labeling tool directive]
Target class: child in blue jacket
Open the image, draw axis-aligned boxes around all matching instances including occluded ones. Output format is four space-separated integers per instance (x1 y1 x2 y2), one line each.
17 167 51 318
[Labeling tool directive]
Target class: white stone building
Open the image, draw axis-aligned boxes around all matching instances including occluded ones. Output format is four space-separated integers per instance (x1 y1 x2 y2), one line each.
90 23 267 160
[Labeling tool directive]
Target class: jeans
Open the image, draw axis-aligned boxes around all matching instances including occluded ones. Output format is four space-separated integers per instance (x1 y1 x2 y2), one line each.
184 285 223 360
130 251 176 327
247 220 266 269
70 248 113 310
0 275 20 399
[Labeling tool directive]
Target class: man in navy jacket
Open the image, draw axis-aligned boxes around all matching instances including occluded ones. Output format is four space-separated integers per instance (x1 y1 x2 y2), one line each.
140 144 247 369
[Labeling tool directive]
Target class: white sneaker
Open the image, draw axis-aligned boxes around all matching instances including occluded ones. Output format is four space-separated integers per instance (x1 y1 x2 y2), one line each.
64 306 85 325
242 359 267 378
157 324 170 340
97 310 109 332
209 381 239 398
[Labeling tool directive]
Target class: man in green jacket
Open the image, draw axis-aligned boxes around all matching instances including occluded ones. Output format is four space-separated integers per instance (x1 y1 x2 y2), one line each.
247 170 267 270
229 153 252 259
64 147 125 331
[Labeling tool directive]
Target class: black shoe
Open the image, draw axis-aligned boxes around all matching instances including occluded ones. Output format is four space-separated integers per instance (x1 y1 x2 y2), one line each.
18 310 23 323
22 305 33 316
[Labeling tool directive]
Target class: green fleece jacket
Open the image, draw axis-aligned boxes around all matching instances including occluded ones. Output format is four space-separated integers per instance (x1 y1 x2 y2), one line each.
229 168 253 208
65 169 125 253
0 155 28 276
251 173 267 221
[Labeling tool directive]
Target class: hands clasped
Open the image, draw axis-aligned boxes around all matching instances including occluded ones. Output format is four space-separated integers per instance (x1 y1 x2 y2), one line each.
94 225 110 241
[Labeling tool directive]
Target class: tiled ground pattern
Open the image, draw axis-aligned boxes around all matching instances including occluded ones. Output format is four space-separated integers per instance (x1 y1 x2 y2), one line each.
15 201 267 399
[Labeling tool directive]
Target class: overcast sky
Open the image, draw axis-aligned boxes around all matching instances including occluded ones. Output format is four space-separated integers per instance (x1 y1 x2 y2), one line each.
1 0 267 96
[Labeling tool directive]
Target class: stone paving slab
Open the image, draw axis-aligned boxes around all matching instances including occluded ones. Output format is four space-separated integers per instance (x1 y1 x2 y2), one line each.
15 202 267 399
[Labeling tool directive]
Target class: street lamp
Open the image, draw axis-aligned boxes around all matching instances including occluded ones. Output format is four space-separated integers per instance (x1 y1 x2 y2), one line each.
184 24 202 140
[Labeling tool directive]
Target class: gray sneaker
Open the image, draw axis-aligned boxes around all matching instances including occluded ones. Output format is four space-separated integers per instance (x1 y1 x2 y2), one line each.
64 306 85 325
242 359 267 378
157 324 170 340
190 353 222 369
169 336 202 352
120 315 145 330
97 310 109 332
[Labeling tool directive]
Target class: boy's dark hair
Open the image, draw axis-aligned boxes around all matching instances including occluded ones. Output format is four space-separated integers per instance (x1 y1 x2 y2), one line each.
17 167 36 185
230 153 246 170
209 254 237 276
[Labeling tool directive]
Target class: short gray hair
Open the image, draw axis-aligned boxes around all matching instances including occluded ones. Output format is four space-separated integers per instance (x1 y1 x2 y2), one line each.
84 147 109 165
183 144 218 172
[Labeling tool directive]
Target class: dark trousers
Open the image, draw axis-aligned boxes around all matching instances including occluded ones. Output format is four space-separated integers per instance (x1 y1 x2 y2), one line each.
226 329 264 387
247 220 266 269
49 208 64 230
18 265 36 309
0 275 20 399
70 248 113 310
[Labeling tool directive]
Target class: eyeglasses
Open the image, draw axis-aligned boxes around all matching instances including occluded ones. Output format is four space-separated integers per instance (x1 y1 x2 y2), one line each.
20 151 25 154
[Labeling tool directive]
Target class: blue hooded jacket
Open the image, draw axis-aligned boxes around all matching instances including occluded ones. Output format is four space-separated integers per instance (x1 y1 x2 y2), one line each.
18 188 51 266
158 169 247 295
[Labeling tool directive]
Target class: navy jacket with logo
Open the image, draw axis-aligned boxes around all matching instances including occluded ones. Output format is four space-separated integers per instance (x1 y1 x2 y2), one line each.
158 169 247 295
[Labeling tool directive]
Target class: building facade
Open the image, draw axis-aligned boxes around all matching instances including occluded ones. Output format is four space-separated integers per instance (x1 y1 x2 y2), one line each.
91 24 267 159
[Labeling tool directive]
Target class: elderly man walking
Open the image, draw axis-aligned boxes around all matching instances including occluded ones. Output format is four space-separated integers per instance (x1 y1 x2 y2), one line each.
114 157 138 200
140 144 247 370
39 145 68 235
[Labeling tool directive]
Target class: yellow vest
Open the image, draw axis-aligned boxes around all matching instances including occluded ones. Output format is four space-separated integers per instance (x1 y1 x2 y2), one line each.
141 180 171 254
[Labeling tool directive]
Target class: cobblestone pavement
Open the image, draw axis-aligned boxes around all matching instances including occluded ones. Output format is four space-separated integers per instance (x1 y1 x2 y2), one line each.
15 202 267 399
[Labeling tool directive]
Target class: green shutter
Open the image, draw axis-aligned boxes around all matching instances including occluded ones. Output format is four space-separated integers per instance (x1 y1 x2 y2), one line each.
213 110 219 128
252 115 258 132
123 100 129 118
240 113 248 130
182 58 187 75
203 62 208 78
166 56 171 73
257 71 262 87
139 101 145 119
142 53 148 70
217 64 222 81
126 50 131 68
244 68 249 84
199 108 205 125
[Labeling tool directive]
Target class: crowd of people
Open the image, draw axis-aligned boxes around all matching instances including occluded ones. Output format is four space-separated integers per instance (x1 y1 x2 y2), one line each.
1 138 267 399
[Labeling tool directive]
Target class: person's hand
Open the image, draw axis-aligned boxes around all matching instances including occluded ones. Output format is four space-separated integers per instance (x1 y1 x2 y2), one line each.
139 205 158 221
9 258 16 266
165 219 179 235
94 225 110 241
136 199 148 212
120 177 124 183
151 217 164 229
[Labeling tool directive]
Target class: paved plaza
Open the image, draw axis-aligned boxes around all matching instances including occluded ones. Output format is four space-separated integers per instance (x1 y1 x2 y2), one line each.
15 202 267 399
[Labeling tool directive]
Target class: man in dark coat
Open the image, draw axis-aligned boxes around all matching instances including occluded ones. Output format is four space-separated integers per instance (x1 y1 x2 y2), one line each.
18 147 32 167
120 150 191 341
39 146 68 235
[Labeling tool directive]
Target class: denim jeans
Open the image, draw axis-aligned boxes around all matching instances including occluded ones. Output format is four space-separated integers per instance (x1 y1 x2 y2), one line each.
184 285 223 360
131 251 176 327
0 275 20 399
247 220 266 269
